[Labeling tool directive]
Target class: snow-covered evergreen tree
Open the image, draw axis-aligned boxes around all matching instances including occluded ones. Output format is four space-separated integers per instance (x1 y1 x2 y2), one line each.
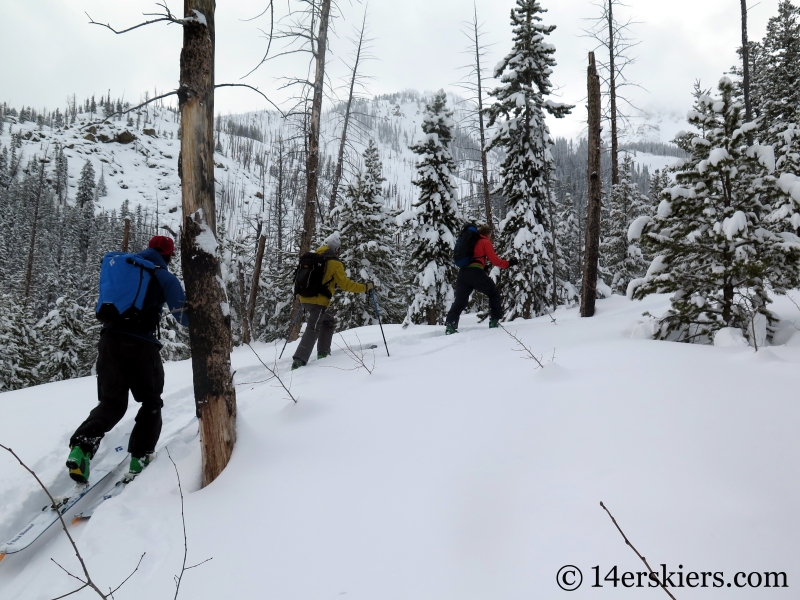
758 0 800 143
96 165 108 199
629 78 800 342
601 155 651 294
76 159 96 207
486 0 572 320
35 295 95 383
0 295 36 391
333 140 404 328
555 195 582 302
402 91 462 326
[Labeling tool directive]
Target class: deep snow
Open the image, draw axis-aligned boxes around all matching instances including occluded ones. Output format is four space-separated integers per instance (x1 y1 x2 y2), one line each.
1 293 799 598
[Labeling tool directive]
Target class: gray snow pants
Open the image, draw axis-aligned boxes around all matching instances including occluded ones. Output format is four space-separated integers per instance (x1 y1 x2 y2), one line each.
293 304 335 365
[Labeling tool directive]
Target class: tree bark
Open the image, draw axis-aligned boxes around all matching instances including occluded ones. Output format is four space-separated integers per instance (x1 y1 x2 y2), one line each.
740 0 753 145
581 52 603 318
472 6 494 236
178 0 237 487
328 10 367 219
247 232 267 330
121 216 131 252
608 0 619 186
300 0 332 256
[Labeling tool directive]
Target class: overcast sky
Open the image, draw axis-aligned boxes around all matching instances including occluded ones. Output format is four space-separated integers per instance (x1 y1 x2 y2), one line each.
0 0 783 141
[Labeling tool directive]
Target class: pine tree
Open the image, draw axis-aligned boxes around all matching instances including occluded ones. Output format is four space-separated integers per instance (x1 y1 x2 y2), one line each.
601 155 651 294
333 140 404 328
403 91 462 326
76 160 96 207
555 195 583 302
0 295 36 391
485 0 572 320
630 78 800 342
96 165 108 199
35 295 94 383
758 0 800 143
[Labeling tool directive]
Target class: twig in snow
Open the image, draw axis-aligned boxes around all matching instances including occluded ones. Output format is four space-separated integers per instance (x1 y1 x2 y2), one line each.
245 343 298 403
0 443 144 600
331 332 375 374
498 325 546 369
166 447 211 600
599 502 677 600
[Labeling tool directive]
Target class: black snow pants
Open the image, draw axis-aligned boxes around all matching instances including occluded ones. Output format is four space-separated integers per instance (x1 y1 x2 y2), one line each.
445 266 503 328
293 304 336 365
70 330 164 458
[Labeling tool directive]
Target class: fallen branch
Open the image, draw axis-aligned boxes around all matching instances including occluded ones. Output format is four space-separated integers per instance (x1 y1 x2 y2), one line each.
498 325 545 369
0 443 144 599
166 448 212 600
332 332 375 374
599 501 677 600
245 343 298 403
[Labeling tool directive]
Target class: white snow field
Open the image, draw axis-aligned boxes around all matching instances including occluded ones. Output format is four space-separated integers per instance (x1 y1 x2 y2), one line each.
1 294 799 599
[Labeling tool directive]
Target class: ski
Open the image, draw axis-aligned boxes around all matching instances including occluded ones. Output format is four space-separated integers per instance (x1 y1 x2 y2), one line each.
0 446 130 559
73 454 157 521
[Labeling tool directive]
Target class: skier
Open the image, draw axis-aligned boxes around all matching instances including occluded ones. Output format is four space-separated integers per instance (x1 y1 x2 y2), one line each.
445 224 518 334
66 236 189 483
292 232 374 370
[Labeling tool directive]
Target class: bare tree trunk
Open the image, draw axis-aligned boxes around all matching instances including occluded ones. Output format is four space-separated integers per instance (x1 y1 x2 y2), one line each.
122 217 131 252
472 5 494 235
248 232 267 329
546 175 558 311
581 52 603 318
328 10 367 218
740 0 753 145
608 0 619 186
178 0 237 487
299 0 332 257
238 261 250 344
24 158 48 299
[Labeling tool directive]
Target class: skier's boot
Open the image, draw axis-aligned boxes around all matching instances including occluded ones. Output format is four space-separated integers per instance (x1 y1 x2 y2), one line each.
291 358 306 371
317 351 330 360
128 453 155 479
489 319 500 329
445 324 458 335
66 446 91 484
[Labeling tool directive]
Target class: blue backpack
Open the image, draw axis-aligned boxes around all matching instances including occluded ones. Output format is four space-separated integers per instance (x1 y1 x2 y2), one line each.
95 252 156 326
453 224 480 268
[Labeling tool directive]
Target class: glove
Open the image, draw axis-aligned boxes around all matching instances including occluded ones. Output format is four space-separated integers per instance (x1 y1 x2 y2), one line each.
507 257 519 267
365 281 375 293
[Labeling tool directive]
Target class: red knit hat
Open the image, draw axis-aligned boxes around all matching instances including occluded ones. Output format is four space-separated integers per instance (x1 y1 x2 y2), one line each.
148 235 175 257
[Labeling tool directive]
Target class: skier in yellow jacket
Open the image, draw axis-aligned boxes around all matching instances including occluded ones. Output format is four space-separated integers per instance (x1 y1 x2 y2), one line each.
292 232 374 370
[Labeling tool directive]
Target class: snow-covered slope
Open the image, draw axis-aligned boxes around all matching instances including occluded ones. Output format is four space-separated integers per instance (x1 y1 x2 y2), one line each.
1 294 799 598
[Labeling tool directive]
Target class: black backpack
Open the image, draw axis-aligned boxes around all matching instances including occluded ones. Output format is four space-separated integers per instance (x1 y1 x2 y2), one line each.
453 223 480 268
294 252 333 299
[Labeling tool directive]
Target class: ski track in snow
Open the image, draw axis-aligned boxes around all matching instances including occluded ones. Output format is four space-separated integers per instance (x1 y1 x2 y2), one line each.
1 294 800 598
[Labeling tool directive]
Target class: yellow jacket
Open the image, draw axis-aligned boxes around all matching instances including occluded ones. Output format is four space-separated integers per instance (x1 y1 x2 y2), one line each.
299 246 367 307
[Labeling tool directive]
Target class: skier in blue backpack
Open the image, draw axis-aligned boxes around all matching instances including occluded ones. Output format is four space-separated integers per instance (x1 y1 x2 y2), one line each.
66 236 189 483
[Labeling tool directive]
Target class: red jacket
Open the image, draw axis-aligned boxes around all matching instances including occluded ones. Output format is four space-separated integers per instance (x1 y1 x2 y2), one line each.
471 236 509 269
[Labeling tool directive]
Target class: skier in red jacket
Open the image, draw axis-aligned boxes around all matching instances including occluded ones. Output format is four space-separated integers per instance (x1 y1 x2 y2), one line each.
445 224 517 334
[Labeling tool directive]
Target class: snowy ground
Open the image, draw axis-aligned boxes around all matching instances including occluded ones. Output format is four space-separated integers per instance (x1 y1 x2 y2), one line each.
1 294 799 599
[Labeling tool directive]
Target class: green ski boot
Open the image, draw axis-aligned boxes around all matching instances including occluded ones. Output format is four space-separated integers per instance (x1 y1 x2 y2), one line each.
445 324 458 335
489 319 500 329
317 351 330 360
129 454 155 477
291 358 306 371
66 446 91 484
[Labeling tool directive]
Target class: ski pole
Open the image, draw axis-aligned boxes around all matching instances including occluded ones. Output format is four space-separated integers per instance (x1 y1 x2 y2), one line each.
370 290 390 357
279 305 304 359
